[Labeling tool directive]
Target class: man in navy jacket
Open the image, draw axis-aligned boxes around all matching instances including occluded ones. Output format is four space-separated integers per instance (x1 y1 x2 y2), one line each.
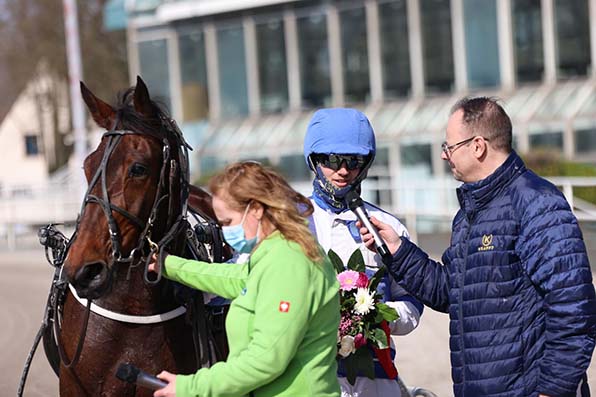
361 97 596 396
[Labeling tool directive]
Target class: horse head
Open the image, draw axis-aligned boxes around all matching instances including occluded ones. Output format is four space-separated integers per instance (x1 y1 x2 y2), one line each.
64 76 190 300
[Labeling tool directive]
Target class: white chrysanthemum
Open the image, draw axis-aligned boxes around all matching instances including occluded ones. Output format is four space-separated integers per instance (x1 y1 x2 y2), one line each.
353 288 375 315
338 335 356 357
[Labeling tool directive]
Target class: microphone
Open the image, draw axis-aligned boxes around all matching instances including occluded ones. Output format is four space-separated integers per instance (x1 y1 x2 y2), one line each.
115 363 167 390
344 190 393 266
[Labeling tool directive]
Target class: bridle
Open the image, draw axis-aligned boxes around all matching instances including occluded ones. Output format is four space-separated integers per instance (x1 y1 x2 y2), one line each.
68 112 193 285
56 111 194 371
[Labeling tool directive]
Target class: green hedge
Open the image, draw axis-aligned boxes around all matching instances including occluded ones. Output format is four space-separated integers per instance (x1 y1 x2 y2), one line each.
522 150 596 204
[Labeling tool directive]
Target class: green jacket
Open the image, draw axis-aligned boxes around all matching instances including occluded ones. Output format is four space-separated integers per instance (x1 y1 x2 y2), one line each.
163 232 341 397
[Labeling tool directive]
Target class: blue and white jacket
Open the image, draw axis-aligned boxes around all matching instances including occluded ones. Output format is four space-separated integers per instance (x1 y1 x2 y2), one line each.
309 198 423 379
388 151 596 396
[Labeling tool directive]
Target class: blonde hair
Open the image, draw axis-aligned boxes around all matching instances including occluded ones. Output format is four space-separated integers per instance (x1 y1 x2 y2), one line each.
208 161 322 263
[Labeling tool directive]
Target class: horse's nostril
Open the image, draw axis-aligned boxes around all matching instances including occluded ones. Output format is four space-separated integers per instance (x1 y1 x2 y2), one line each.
74 262 106 287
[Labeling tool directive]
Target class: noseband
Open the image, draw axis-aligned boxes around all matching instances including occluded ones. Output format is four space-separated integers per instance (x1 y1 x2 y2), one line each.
69 114 192 285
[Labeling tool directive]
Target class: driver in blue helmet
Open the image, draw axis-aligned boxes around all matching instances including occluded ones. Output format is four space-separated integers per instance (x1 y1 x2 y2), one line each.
304 108 423 397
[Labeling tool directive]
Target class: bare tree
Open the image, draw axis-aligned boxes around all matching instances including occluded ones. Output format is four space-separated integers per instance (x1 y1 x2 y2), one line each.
0 0 129 172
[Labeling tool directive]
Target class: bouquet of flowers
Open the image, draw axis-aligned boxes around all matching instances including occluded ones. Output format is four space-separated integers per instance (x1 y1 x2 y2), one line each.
328 248 399 385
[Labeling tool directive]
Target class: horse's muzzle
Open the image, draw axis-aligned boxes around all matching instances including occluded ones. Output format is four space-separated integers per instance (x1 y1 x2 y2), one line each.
73 261 111 299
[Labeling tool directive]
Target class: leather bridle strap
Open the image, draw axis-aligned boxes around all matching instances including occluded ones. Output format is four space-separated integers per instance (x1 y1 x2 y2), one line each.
54 297 92 369
71 127 172 266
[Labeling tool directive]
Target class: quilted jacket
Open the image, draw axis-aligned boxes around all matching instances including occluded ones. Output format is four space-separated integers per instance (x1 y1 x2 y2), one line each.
389 151 596 396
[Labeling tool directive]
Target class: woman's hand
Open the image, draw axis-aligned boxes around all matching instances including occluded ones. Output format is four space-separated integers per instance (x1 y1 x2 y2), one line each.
153 371 176 397
358 216 402 255
147 253 159 273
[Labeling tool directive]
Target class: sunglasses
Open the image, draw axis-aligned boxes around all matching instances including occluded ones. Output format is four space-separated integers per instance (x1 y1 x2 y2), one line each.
312 154 368 171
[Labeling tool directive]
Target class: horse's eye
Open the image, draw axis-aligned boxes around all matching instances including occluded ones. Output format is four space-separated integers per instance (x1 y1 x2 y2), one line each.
129 163 148 178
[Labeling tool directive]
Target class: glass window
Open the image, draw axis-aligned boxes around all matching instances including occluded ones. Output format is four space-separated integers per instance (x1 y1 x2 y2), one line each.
256 19 289 113
24 135 39 156
529 131 563 150
178 30 208 122
420 0 454 93
297 13 332 108
138 39 171 111
276 154 311 181
379 0 411 98
340 6 369 103
513 0 543 83
463 0 500 88
575 128 596 154
555 0 591 78
400 143 433 176
217 25 249 118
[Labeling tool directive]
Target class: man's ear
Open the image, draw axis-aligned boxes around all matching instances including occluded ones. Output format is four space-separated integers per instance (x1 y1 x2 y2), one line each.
473 136 489 159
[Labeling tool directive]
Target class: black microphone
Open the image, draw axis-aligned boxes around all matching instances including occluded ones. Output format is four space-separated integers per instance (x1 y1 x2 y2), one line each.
345 190 394 266
115 363 167 390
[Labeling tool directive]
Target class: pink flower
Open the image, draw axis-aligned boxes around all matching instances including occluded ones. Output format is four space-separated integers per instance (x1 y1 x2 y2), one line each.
339 314 354 337
354 333 366 348
337 270 360 291
355 272 369 288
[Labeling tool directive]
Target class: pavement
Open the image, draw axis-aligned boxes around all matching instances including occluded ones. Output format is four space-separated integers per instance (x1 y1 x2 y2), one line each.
1 249 58 397
1 246 595 396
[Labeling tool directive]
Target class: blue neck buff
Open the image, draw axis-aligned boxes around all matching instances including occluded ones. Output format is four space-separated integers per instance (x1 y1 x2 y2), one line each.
311 165 358 214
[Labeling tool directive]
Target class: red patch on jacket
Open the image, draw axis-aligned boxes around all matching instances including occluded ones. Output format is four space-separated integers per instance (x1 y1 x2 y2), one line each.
279 301 290 312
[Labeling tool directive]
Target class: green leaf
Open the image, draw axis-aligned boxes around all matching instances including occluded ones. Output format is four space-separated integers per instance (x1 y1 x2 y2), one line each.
368 267 386 291
347 249 365 272
327 249 345 274
371 328 389 349
376 302 399 322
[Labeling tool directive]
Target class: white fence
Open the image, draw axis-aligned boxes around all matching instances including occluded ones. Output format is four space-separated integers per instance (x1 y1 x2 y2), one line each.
1 177 595 251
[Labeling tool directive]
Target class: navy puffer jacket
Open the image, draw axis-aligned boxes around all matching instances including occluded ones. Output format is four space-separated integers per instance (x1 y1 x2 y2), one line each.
389 151 596 396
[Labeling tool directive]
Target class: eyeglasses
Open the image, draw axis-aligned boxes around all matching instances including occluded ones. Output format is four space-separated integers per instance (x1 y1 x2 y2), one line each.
312 153 368 171
441 136 489 156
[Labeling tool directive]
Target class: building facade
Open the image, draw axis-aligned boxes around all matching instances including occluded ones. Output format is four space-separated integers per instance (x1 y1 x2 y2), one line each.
115 0 596 230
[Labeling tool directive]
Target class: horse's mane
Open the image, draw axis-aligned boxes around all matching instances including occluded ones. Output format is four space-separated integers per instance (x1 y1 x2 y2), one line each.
114 87 171 137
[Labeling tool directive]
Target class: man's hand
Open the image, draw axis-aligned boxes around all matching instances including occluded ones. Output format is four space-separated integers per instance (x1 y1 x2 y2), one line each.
358 216 402 255
153 371 176 397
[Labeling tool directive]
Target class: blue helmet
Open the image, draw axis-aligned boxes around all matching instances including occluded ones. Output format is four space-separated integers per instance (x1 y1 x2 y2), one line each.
303 108 376 169
303 108 376 211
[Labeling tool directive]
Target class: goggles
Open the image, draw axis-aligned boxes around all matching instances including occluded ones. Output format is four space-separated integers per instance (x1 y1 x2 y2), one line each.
312 153 368 171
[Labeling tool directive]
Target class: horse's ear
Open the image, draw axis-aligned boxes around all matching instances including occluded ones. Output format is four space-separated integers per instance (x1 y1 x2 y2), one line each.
80 81 116 130
133 76 156 117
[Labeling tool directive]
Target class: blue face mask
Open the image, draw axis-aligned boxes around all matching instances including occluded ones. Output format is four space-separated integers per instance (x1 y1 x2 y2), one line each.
221 204 260 253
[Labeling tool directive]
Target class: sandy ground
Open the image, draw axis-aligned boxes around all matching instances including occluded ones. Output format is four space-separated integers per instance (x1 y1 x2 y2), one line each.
2 247 595 397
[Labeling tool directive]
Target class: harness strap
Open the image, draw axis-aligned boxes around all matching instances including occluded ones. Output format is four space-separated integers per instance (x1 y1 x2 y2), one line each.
55 295 92 369
68 284 186 324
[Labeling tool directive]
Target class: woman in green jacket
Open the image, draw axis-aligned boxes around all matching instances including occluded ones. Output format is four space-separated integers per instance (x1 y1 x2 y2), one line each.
150 161 341 397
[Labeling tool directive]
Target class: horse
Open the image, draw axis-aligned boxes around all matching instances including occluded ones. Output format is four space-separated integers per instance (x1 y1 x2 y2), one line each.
55 76 227 396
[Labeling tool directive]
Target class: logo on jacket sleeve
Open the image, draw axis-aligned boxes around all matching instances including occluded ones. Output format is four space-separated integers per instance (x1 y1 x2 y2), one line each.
478 234 495 251
279 301 291 313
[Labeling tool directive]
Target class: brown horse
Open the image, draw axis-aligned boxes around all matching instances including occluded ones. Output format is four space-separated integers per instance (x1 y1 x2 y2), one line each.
57 77 225 396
